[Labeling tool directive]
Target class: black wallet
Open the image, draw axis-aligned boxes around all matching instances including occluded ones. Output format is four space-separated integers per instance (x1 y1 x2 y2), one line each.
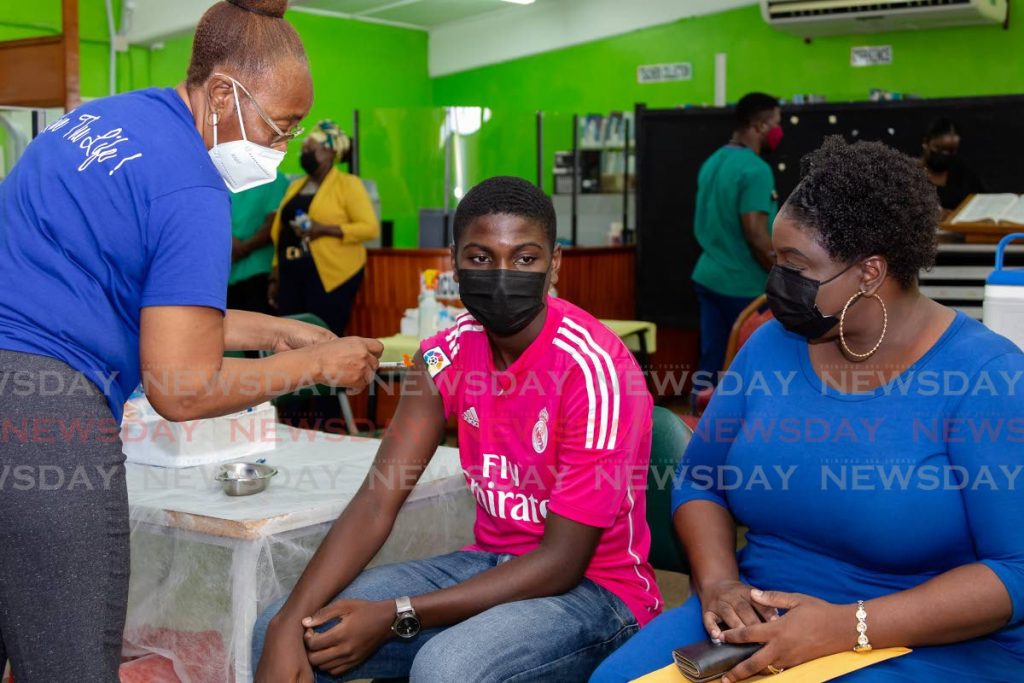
672 640 763 683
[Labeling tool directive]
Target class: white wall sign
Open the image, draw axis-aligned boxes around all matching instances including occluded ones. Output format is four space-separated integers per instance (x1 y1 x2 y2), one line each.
851 45 893 67
637 62 693 84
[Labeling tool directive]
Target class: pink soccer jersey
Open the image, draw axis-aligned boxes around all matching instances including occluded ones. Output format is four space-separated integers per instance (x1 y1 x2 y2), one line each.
420 296 662 625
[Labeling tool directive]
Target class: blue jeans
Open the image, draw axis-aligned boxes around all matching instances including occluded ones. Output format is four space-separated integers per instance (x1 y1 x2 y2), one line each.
693 282 756 385
252 551 640 683
589 595 705 682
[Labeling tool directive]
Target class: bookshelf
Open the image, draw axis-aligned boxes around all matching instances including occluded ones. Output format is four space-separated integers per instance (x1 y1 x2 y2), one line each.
554 112 636 196
545 111 636 246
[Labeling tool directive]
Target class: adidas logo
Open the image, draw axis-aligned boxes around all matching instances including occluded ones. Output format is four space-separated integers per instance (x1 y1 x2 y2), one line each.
462 406 480 428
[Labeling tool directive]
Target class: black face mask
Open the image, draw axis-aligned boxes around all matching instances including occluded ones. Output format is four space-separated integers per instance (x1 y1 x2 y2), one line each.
765 265 853 339
925 150 955 173
300 150 321 176
457 268 548 337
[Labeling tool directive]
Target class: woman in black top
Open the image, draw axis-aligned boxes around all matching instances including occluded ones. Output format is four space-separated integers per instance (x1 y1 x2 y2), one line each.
921 117 985 218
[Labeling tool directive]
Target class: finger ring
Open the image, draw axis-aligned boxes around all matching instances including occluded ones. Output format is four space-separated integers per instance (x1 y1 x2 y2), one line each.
767 665 785 675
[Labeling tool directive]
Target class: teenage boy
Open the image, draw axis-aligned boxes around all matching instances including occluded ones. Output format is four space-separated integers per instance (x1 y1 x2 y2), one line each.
253 176 661 683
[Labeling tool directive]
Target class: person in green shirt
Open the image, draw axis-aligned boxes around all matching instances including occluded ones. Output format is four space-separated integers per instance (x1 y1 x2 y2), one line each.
691 92 782 389
228 170 291 313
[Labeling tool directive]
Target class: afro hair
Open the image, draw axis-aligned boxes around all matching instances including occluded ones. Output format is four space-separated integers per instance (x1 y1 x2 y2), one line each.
783 135 939 288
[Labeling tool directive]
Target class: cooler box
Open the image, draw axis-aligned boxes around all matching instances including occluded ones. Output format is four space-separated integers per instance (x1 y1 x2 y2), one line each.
983 233 1024 351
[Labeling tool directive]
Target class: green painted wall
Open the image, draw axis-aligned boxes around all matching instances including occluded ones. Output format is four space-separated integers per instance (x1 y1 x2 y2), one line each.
147 33 193 88
430 0 1024 200
433 1 1024 110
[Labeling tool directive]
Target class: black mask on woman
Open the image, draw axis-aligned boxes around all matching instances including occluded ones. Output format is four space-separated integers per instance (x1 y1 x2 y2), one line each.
300 150 321 176
925 149 954 173
457 269 548 337
765 264 854 339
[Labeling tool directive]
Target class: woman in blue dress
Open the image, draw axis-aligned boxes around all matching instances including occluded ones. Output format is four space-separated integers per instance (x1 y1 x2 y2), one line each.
592 136 1024 682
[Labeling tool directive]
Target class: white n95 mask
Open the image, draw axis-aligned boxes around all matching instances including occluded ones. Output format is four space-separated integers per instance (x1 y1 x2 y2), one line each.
208 78 285 193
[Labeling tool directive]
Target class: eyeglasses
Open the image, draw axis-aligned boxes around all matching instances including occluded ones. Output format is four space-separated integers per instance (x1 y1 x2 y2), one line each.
214 72 304 147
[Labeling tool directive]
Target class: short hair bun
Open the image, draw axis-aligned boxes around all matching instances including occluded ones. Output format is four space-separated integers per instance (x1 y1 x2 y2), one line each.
228 0 288 19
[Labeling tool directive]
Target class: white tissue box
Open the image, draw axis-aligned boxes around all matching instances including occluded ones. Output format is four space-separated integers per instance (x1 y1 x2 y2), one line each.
121 396 277 468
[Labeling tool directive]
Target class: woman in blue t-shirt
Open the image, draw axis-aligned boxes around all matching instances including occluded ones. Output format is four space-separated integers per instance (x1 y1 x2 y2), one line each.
0 1 381 680
592 137 1024 682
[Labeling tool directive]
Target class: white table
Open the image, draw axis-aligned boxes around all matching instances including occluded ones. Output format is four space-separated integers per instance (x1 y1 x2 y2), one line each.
124 428 474 683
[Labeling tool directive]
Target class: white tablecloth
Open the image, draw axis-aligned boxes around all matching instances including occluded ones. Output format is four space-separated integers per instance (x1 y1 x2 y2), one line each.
125 427 473 683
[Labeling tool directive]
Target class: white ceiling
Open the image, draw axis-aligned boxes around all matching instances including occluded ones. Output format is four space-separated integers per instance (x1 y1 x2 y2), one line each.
124 0 755 77
290 0 529 30
125 0 542 42
429 0 753 76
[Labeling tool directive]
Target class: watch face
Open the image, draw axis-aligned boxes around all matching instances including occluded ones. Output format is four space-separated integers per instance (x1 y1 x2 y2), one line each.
394 615 420 639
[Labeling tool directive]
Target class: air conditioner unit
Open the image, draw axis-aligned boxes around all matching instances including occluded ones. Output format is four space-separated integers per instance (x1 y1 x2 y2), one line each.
762 0 1008 38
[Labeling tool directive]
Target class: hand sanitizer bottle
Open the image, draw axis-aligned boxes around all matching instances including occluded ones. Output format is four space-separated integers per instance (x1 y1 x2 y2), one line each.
418 269 441 340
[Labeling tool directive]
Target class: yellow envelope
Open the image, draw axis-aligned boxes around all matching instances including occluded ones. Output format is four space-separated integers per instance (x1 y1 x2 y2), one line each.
630 647 911 683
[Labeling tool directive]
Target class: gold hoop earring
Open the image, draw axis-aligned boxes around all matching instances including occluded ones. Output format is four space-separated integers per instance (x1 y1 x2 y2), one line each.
839 290 887 360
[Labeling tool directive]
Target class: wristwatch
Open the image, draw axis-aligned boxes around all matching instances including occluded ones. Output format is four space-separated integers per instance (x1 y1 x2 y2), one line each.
391 596 421 640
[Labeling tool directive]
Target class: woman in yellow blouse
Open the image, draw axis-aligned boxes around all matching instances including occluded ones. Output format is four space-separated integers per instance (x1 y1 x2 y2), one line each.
269 119 379 335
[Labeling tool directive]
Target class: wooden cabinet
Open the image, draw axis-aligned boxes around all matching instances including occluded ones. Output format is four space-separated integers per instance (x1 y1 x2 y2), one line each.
346 246 636 338
0 0 79 111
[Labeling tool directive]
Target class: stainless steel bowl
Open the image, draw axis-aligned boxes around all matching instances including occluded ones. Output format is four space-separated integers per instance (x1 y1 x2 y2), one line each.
216 462 278 496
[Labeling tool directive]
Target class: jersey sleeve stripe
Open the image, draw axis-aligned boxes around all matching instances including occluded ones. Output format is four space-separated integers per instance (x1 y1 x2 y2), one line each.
552 337 597 449
446 323 484 344
626 486 659 611
557 327 611 450
563 317 623 449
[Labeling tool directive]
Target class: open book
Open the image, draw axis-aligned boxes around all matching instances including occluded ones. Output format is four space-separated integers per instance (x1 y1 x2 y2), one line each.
951 194 1024 226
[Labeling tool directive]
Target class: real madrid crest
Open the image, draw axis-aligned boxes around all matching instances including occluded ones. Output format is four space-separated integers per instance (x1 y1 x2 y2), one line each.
532 407 549 454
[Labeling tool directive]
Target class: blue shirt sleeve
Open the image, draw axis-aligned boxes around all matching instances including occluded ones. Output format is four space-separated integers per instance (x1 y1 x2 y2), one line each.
141 186 231 311
671 338 756 514
949 351 1024 626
